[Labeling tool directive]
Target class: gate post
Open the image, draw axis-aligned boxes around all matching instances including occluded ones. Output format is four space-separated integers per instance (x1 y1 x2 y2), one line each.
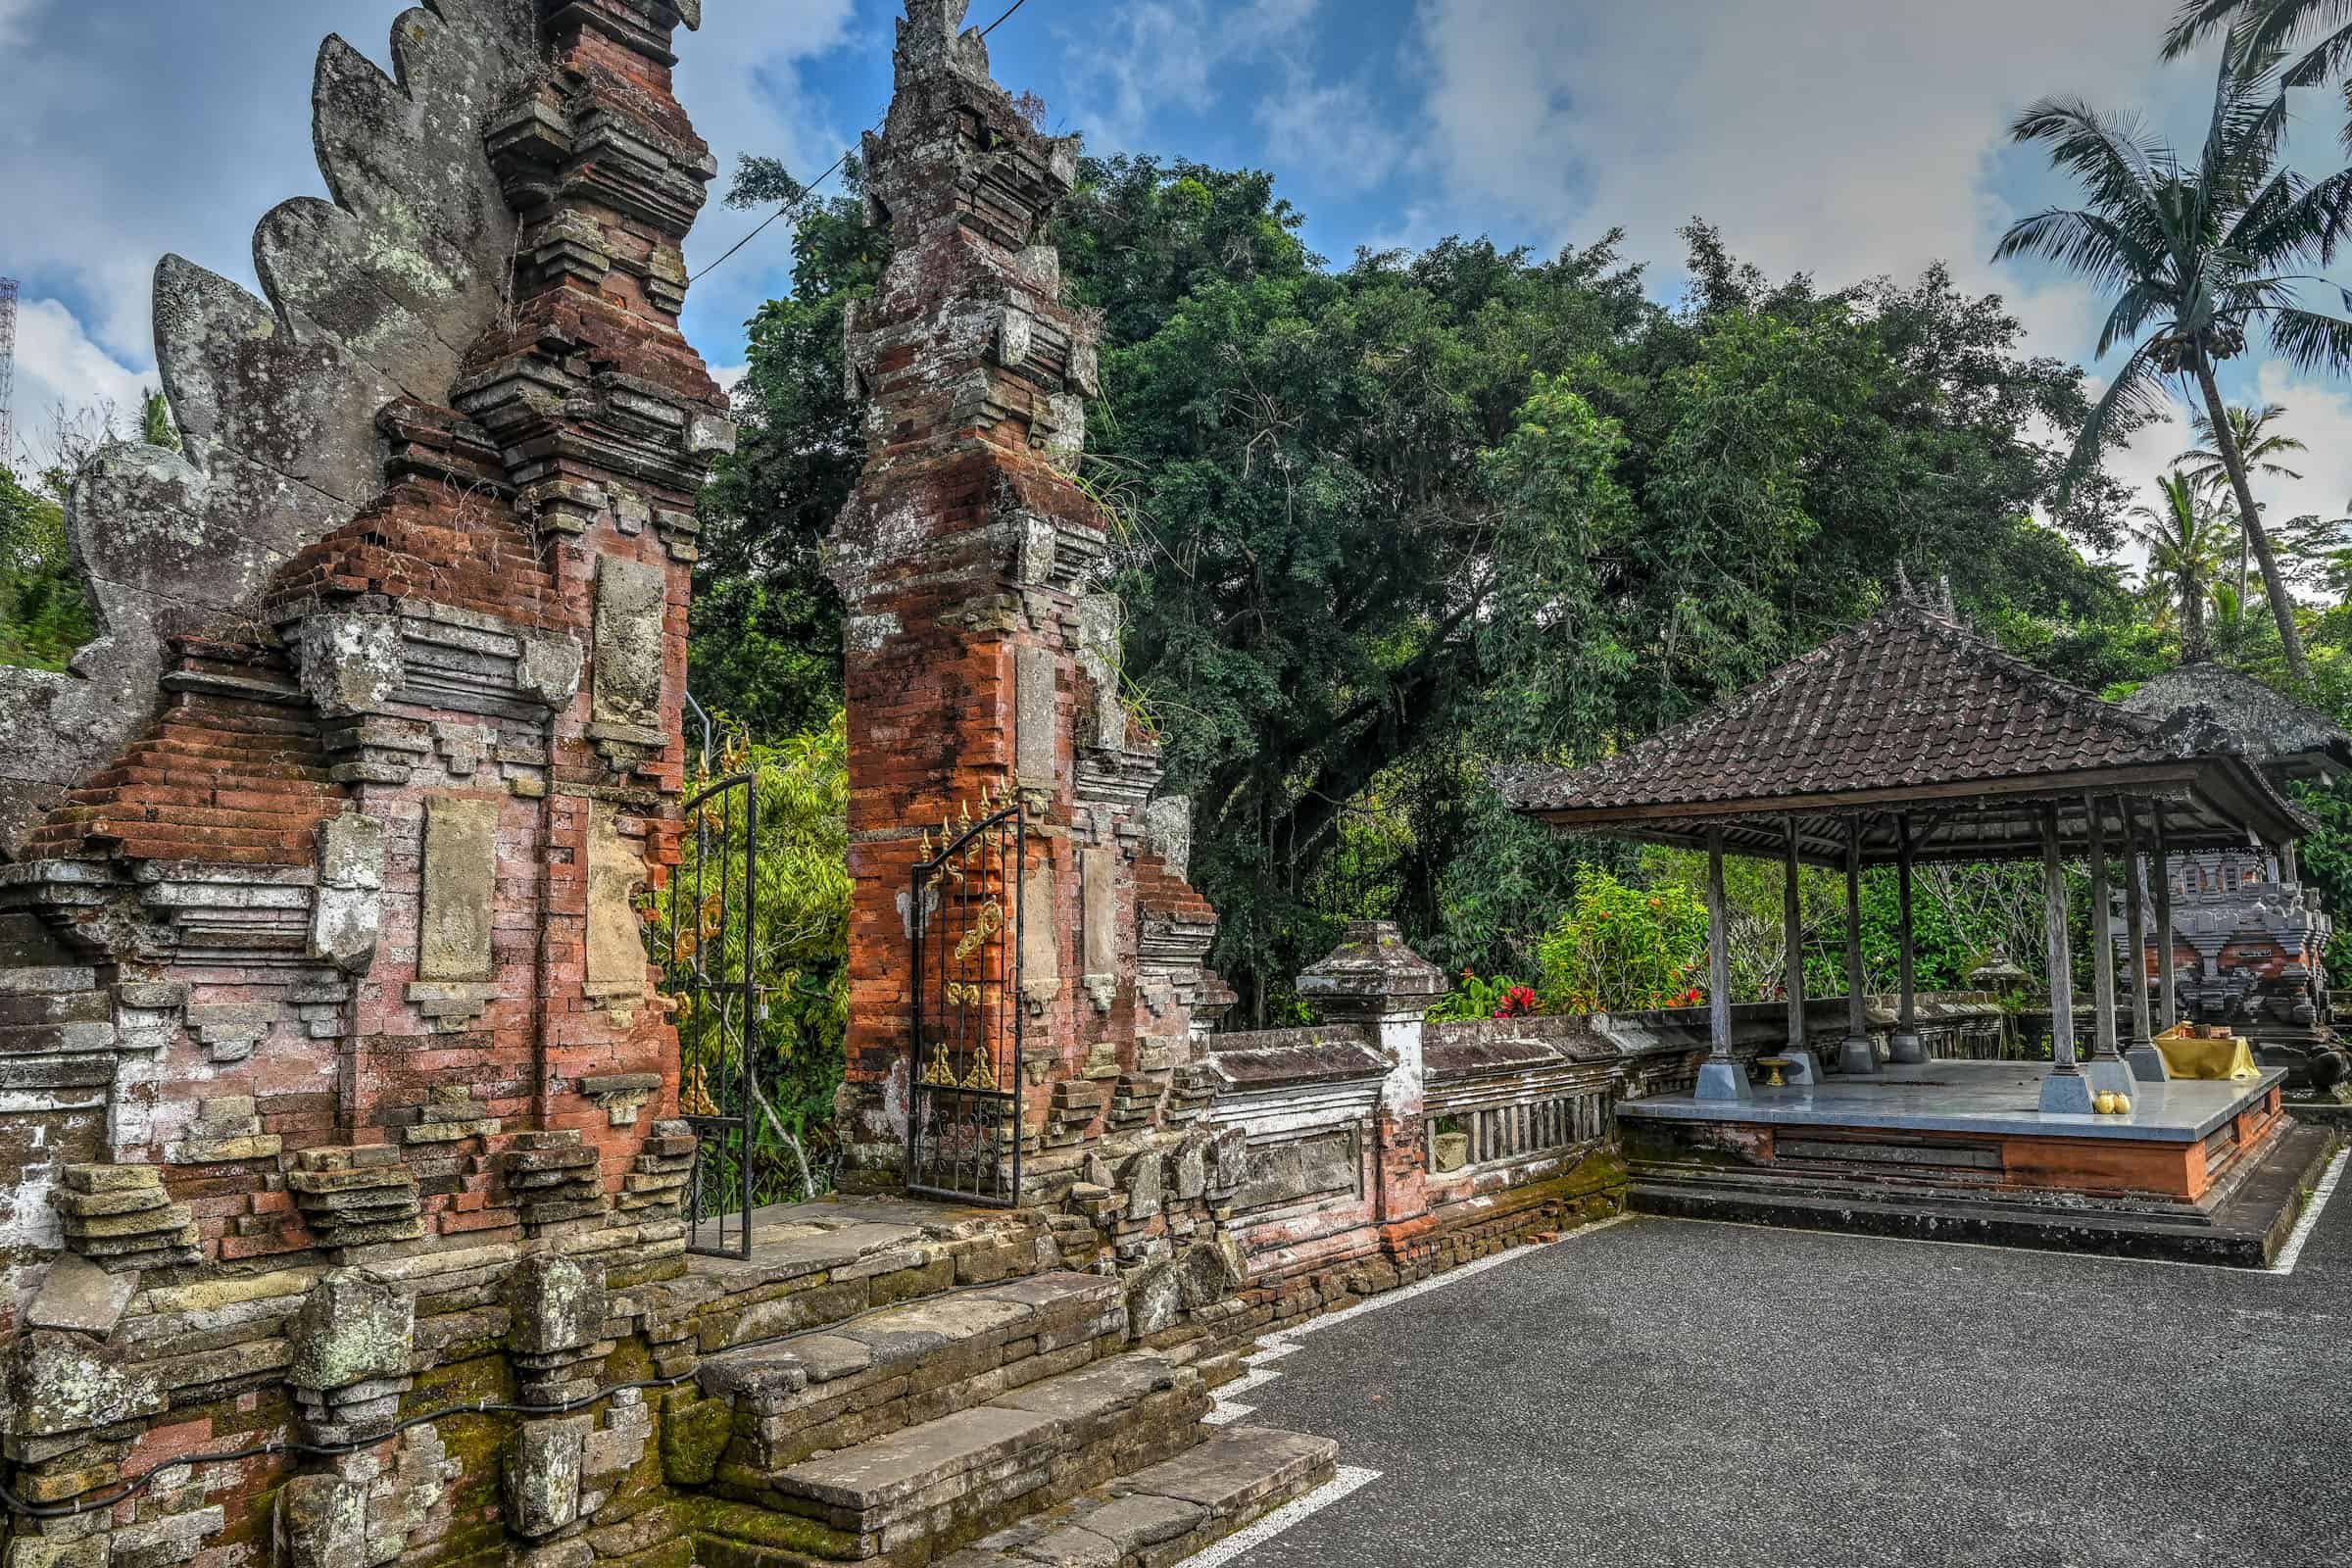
1298 923 1447 1265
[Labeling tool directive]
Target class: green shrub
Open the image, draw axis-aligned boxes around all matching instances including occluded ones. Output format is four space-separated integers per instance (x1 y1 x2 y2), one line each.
1535 865 1709 1013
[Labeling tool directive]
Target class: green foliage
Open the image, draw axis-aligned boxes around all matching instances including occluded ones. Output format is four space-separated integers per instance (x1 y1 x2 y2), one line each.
705 146 2155 1020
690 160 888 737
139 388 180 454
2290 777 2352 983
1427 971 1539 1023
1535 867 1709 1013
0 466 94 672
656 711 851 1202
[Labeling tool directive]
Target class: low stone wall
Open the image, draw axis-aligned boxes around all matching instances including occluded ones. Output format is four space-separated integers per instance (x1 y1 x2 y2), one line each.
1191 984 2009 1343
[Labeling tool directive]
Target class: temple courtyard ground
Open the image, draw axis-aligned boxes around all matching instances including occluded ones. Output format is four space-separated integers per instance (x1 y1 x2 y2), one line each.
1201 1158 2352 1568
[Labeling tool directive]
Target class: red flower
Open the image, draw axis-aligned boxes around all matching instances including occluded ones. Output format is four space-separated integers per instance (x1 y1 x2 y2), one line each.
1493 985 1543 1019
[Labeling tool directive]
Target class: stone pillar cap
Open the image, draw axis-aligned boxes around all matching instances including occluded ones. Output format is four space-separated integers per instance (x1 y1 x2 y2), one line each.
1297 920 1447 1018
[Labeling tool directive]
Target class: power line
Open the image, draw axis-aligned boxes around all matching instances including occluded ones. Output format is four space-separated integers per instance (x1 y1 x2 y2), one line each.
688 150 852 285
687 0 1039 288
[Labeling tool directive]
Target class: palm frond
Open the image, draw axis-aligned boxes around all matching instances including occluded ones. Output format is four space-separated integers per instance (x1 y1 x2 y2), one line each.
2203 28 2294 209
2164 0 2262 61
2060 345 2172 502
2232 165 2352 266
2269 304 2352 370
2008 98 2170 218
1991 208 2162 297
2092 282 2170 361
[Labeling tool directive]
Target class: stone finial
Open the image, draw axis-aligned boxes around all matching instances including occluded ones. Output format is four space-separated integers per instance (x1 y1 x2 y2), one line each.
1295 921 1447 1022
505 1254 612 1404
898 0 989 78
288 1269 416 1443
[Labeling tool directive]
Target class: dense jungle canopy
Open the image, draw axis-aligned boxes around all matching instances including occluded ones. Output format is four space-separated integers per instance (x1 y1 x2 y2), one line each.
691 150 2308 1028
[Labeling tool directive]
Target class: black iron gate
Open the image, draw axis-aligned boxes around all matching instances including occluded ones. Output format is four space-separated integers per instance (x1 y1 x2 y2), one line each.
666 772 760 1257
908 802 1025 1204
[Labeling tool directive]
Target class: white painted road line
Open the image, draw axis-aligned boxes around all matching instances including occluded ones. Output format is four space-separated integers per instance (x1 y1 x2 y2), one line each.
1205 1215 1633 1434
1170 1466 1382 1567
2270 1145 2347 1275
1268 1213 1632 1346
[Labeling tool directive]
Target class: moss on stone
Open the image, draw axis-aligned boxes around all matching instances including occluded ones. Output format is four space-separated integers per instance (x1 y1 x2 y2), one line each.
661 1397 734 1487
673 1494 860 1557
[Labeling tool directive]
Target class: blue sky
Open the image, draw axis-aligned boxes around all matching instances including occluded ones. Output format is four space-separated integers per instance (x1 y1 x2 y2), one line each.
8 0 2352 548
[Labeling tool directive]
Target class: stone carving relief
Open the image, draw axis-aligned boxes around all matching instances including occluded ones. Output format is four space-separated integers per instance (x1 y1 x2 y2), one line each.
584 803 649 1006
0 0 546 854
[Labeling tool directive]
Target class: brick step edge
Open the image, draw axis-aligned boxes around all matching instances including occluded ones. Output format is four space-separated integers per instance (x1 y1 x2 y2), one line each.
700 1271 1128 1471
686 1424 1339 1568
1627 1120 2337 1269
693 1353 1216 1565
938 1425 1342 1568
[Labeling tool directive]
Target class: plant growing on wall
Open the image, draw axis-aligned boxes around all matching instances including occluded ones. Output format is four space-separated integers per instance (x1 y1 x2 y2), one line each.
1429 971 1543 1021
1535 865 1709 1012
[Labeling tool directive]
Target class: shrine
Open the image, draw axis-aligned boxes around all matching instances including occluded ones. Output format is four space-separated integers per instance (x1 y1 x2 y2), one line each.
1499 595 2329 1265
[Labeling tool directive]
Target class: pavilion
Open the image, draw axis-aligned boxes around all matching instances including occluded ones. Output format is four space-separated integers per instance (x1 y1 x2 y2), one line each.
1497 597 2327 1264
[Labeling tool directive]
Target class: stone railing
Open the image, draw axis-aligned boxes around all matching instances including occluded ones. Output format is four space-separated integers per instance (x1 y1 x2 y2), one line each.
1199 931 2008 1319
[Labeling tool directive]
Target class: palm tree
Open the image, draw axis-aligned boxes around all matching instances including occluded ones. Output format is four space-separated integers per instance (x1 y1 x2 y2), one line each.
2129 470 2235 661
2173 401 2308 491
2173 401 2306 646
2166 3 2352 146
1994 35 2352 686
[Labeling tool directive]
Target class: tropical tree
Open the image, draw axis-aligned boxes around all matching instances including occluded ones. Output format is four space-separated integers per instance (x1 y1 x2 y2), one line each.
2128 470 2236 659
1995 35 2352 685
2165 2 2352 145
2174 401 2306 642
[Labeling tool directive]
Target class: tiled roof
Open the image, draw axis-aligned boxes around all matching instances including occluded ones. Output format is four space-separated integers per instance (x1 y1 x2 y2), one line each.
1497 603 2185 816
2118 662 2352 774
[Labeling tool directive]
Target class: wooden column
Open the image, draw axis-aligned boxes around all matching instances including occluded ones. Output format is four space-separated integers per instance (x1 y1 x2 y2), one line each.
2082 795 2132 1098
2122 802 2168 1083
1889 811 1927 1065
2153 802 2177 1031
1694 827 1750 1103
1782 817 1818 1085
2038 800 2095 1114
1836 815 1877 1075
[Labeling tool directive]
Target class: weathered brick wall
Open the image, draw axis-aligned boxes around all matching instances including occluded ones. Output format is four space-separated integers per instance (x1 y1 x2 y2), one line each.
0 6 734 1568
825 2 1224 1198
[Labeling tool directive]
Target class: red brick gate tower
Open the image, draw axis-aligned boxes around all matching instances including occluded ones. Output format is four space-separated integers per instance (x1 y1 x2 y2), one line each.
830 1 1226 1198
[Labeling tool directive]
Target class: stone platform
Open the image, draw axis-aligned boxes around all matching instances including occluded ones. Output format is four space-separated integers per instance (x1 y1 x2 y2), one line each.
1619 1060 2328 1267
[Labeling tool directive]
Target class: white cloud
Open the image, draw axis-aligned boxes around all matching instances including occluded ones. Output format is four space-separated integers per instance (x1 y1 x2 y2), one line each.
0 0 38 47
1257 69 1407 195
1411 0 2172 299
1061 0 1323 150
10 298 154 467
2252 364 2352 523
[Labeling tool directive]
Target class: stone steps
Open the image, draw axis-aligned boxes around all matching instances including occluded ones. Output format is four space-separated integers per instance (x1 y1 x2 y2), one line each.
695 1350 1214 1565
937 1424 1341 1568
700 1271 1130 1472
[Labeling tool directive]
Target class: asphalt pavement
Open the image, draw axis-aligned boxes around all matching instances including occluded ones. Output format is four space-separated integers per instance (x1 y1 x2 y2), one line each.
1221 1178 2352 1568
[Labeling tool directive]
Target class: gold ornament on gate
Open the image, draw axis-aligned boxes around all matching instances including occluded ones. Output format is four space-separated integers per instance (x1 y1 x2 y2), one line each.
954 898 1005 960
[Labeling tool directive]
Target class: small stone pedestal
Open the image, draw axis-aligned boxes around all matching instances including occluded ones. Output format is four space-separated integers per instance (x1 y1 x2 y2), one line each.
1297 922 1446 1256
